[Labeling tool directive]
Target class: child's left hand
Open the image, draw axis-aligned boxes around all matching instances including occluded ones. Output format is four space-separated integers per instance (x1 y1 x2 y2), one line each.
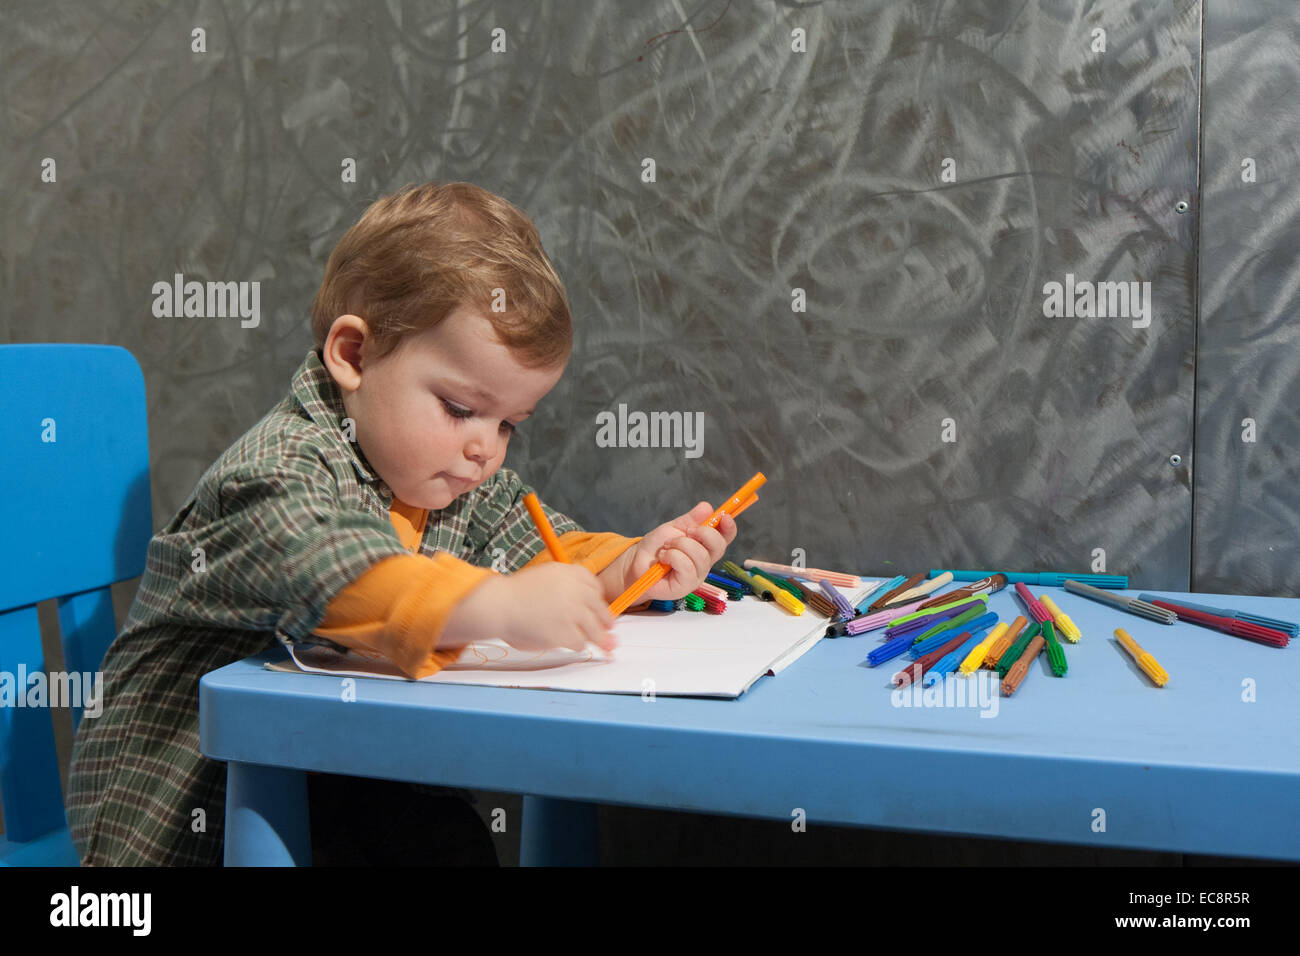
622 502 738 602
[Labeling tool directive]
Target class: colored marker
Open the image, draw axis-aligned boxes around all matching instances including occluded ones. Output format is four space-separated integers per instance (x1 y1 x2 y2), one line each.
743 559 861 587
960 622 1008 675
879 572 954 609
869 572 928 612
694 581 728 601
996 622 1041 678
824 600 928 638
867 633 914 667
609 472 766 615
909 611 999 659
803 591 838 619
750 571 805 615
850 600 926 631
923 630 989 686
1063 579 1176 625
859 576 904 614
915 574 1008 612
885 607 976 643
523 492 572 563
1039 594 1082 642
1041 620 1067 676
721 561 774 599
690 589 727 613
892 632 969 687
983 616 1027 669
818 579 857 621
1013 582 1053 624
759 571 805 600
909 608 996 656
1002 635 1046 697
1137 594 1298 639
1146 599 1290 648
930 570 1129 589
886 595 988 632
707 571 750 596
1115 628 1169 686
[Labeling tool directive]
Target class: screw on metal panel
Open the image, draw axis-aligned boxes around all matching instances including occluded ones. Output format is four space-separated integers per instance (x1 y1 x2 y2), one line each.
1175 201 1189 214
1169 454 1182 467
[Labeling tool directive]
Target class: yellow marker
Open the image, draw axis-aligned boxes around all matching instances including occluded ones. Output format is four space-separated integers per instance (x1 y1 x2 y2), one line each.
983 616 1027 669
1115 628 1168 687
1041 595 1082 642
959 622 1008 675
750 571 804 615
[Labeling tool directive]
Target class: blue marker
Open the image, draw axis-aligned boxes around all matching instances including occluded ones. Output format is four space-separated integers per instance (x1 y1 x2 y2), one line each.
858 576 904 615
909 611 999 658
867 633 914 667
923 630 989 686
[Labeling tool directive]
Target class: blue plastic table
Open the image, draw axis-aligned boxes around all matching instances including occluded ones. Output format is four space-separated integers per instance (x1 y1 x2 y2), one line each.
198 586 1300 864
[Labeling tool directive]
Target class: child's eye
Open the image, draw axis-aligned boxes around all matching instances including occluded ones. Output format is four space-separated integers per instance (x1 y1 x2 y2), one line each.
440 398 474 420
442 397 517 434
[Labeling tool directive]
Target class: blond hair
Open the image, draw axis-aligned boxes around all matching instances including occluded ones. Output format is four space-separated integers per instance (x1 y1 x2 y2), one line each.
310 181 572 366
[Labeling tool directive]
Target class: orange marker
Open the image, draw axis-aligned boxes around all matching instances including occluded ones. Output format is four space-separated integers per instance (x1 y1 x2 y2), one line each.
982 616 1027 669
608 472 767 616
523 492 571 563
525 491 616 657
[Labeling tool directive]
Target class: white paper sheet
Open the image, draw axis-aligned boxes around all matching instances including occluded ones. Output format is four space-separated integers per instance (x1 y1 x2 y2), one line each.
276 580 881 699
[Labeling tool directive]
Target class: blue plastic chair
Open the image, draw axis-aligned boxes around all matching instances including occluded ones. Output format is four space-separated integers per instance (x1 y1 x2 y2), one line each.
0 345 152 865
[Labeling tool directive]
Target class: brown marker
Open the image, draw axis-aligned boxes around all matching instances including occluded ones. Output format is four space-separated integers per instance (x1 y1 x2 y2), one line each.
804 591 836 618
915 573 1008 612
983 615 1027 669
868 572 928 612
1001 635 1045 696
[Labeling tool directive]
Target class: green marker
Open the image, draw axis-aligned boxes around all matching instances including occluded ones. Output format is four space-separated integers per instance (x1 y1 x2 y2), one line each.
759 571 805 600
683 593 705 611
889 594 988 629
1042 620 1068 676
913 604 986 646
997 622 1042 677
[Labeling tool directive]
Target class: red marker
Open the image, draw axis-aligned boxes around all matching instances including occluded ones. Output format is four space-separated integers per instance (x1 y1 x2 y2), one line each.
1148 600 1289 648
891 632 969 687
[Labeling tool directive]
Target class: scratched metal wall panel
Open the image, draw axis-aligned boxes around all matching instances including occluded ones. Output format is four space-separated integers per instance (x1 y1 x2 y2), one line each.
541 0 1204 592
0 0 1200 588
1194 2 1300 598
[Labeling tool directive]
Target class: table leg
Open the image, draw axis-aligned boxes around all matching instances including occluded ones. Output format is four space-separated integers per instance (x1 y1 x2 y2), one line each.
224 762 311 866
520 796 598 866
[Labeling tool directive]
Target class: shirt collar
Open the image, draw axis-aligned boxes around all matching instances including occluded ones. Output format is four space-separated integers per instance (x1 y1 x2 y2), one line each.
290 348 389 492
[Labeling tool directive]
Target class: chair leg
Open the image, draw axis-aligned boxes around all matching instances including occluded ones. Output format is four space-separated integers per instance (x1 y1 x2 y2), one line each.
224 762 311 866
520 796 598 866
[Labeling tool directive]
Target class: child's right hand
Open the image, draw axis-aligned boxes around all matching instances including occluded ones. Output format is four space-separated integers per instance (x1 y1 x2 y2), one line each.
447 563 617 655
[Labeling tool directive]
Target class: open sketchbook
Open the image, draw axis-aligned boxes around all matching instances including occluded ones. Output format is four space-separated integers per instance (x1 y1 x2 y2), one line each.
267 580 882 699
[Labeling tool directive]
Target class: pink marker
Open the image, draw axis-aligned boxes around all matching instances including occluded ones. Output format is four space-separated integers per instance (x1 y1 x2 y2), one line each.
1014 582 1053 624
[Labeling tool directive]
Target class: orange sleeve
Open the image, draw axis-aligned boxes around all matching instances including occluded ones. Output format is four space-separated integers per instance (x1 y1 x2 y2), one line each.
313 526 639 680
311 552 495 679
523 530 642 574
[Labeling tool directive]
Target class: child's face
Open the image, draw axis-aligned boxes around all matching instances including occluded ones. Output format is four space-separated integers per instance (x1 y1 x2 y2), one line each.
326 305 566 511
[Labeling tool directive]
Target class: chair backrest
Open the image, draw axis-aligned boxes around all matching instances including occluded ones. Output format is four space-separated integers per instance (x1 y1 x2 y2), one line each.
0 344 152 843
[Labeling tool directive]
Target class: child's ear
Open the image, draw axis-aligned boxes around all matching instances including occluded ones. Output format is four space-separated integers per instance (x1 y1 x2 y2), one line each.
322 315 370 390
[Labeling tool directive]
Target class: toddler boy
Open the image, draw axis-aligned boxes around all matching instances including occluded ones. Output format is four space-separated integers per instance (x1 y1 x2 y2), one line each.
67 181 736 865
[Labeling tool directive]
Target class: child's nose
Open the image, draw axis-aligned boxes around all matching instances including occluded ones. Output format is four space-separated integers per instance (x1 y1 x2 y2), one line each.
463 426 499 462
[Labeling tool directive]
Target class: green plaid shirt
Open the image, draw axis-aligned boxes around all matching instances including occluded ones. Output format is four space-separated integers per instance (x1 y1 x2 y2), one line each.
67 348 590 866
